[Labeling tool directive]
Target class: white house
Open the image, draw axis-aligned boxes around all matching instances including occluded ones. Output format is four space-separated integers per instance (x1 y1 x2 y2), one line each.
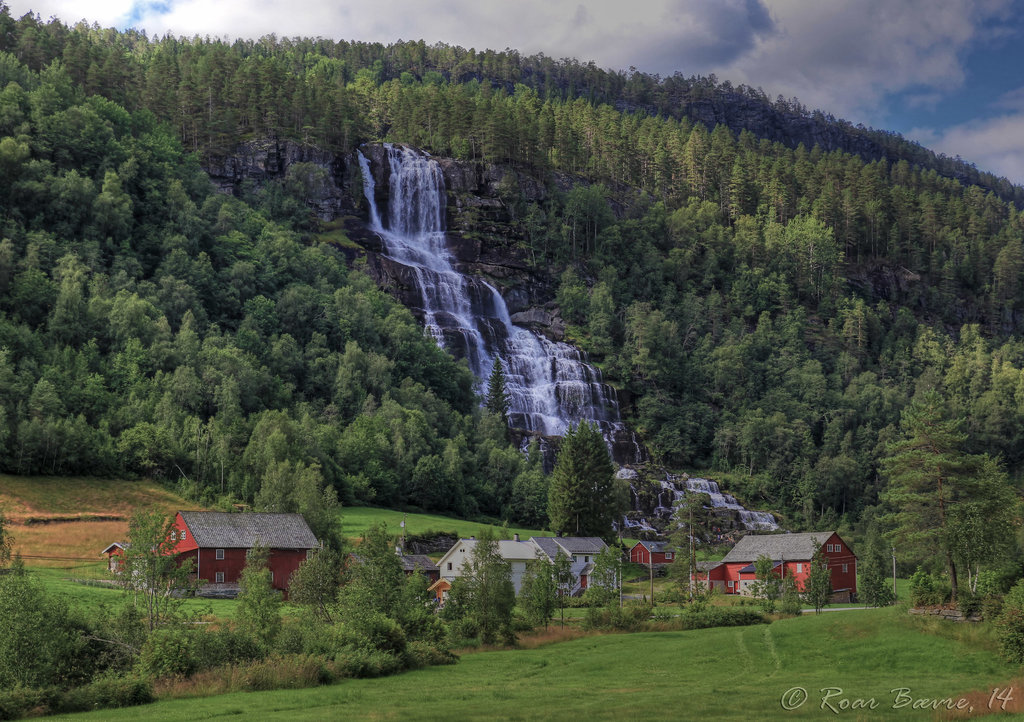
436 534 608 596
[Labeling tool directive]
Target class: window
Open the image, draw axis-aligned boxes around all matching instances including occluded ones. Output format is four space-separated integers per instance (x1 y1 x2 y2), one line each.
170 530 176 541
584 556 590 563
728 581 734 589
216 548 224 560
665 552 673 560
306 549 314 559
842 564 848 573
447 562 453 571
180 529 187 541
796 563 803 573
215 572 224 583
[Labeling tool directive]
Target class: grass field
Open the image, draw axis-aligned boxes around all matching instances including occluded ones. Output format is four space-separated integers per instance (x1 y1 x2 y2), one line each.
53 606 1021 721
339 506 547 543
0 474 197 561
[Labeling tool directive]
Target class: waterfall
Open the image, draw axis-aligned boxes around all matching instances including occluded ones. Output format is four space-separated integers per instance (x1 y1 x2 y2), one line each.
359 144 634 454
621 472 779 533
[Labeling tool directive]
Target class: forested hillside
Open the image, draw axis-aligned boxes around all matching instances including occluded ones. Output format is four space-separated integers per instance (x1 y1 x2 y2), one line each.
2 5 1024 550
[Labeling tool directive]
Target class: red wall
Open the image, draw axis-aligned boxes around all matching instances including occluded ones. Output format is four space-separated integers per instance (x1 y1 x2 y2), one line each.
629 545 675 565
168 512 311 591
693 533 857 595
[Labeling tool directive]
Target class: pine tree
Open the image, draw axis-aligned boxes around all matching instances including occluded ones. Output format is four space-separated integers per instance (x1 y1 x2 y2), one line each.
485 356 510 424
879 391 981 603
547 421 618 540
859 532 895 608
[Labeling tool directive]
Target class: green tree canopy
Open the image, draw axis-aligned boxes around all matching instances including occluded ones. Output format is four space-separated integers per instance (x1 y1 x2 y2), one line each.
547 421 618 540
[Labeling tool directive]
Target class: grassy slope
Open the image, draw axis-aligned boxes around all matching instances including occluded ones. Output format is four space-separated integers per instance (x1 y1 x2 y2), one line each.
54 607 1018 721
0 474 198 562
339 506 546 543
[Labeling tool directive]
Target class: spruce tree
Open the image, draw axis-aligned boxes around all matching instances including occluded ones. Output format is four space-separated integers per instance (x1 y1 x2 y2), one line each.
547 421 618 540
485 356 511 425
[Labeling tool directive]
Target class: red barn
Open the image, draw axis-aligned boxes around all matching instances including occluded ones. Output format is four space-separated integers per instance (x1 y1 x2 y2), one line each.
692 531 857 602
168 511 318 594
629 540 676 565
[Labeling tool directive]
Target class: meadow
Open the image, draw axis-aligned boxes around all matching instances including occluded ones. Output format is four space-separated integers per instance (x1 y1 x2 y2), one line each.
51 606 1021 721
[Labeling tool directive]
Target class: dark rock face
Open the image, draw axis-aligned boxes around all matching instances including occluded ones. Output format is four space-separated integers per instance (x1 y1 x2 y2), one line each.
203 137 351 219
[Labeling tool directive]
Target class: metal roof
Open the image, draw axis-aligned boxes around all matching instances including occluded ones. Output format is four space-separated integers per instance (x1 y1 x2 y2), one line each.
637 540 670 553
721 531 840 564
401 554 439 573
530 536 607 560
178 511 318 549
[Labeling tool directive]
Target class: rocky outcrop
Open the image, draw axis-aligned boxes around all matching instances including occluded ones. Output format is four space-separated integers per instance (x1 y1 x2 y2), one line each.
203 137 352 220
909 607 982 622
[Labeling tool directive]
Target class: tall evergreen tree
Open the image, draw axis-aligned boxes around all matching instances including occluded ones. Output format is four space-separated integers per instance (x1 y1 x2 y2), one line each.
879 391 981 603
485 356 511 425
547 421 618 540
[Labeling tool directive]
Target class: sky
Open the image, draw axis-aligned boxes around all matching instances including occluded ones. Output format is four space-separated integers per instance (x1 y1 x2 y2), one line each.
7 0 1024 185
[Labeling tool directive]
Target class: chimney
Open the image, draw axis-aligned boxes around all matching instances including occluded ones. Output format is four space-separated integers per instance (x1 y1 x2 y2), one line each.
513 533 520 542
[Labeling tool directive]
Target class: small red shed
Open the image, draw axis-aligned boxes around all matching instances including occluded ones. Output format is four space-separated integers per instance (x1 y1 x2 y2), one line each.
629 540 676 565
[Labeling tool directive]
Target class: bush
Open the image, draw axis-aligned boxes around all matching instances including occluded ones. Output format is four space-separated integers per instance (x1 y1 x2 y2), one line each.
909 569 947 607
0 686 60 720
582 603 650 632
675 607 768 630
996 580 1024 663
405 641 458 668
239 654 332 691
56 675 154 713
982 594 1005 622
138 628 200 679
331 647 403 678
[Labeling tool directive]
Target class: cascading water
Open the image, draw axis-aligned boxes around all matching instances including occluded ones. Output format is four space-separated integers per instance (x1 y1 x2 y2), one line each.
620 471 778 533
359 144 635 455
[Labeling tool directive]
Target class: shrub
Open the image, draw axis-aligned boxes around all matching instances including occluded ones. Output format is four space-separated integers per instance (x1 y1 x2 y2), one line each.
56 674 154 713
0 686 60 720
909 569 947 607
582 603 649 632
240 654 331 691
138 628 199 679
675 607 768 630
996 580 1024 663
405 641 458 669
331 647 403 678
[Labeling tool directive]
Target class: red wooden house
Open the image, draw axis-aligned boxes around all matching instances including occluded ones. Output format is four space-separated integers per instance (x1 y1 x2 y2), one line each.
166 511 318 593
692 531 857 602
629 540 676 565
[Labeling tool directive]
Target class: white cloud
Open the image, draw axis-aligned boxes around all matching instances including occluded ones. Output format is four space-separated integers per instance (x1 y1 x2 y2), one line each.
912 116 1024 185
712 0 1015 125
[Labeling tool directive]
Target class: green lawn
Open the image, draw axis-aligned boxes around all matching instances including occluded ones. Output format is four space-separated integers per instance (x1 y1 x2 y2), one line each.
54 606 1016 721
29 565 248 619
339 506 547 543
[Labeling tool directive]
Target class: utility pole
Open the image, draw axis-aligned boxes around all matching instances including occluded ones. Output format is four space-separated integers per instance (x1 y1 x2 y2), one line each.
689 504 695 600
649 547 655 607
891 546 897 599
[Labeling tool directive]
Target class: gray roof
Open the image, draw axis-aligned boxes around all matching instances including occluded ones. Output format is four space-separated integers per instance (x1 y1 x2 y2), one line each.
721 531 840 563
530 536 607 561
695 561 721 572
401 554 439 573
179 511 318 549
638 540 670 553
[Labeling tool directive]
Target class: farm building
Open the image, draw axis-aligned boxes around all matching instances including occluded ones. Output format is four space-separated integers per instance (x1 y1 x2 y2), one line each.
103 511 319 595
629 540 675 565
692 531 857 602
